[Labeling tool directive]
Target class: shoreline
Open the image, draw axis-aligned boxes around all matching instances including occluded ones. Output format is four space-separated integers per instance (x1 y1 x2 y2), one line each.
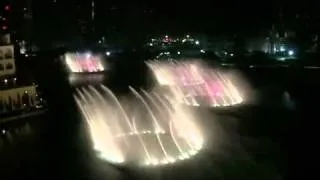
0 109 48 124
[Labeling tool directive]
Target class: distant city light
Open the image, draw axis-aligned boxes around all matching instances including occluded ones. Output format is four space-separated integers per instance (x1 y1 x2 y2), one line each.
186 35 190 38
20 46 26 54
4 79 8 83
195 40 200 45
149 43 153 46
280 46 286 52
288 50 294 56
86 52 92 58
177 51 181 55
4 5 10 11
200 49 205 53
273 47 277 52
230 53 234 57
106 51 111 56
165 35 168 38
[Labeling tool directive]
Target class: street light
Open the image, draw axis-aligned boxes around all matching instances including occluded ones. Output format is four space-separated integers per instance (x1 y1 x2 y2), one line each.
288 50 294 56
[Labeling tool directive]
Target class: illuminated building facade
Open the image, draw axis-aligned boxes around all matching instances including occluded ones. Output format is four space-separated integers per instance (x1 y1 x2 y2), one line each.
0 33 39 115
0 33 15 76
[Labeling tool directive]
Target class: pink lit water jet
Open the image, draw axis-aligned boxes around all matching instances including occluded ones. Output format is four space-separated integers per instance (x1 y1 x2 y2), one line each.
146 60 244 107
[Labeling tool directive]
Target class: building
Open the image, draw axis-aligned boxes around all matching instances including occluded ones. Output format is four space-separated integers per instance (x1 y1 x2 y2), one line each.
0 33 15 76
0 33 39 115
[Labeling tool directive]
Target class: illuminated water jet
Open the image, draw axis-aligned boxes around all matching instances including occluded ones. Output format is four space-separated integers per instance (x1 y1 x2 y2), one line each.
64 52 105 73
146 60 244 107
74 85 204 166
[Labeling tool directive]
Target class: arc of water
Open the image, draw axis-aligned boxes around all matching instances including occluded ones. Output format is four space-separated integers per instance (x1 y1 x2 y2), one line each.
100 85 151 161
100 85 133 131
157 91 202 151
217 72 242 102
203 81 219 106
74 94 91 126
215 72 235 104
129 86 169 160
82 87 106 123
77 87 125 163
152 92 185 154
88 86 129 146
129 87 163 131
169 119 184 154
76 89 95 126
152 92 175 114
213 74 228 106
140 88 167 130
75 90 105 151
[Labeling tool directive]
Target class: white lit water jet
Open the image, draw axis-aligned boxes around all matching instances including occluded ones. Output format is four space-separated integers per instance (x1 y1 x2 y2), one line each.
64 52 105 73
74 85 204 167
146 59 244 107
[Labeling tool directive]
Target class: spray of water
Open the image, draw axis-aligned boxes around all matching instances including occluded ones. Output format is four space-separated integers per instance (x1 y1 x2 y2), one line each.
74 85 204 166
146 60 244 107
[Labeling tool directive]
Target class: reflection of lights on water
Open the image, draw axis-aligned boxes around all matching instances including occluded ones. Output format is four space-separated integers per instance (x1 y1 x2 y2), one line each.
74 85 204 166
146 60 244 107
68 74 105 85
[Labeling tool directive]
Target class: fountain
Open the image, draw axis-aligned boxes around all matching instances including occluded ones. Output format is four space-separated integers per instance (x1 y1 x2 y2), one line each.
74 85 204 167
146 60 244 107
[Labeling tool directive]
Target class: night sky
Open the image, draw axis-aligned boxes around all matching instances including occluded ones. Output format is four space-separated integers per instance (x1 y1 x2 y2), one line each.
2 0 320 46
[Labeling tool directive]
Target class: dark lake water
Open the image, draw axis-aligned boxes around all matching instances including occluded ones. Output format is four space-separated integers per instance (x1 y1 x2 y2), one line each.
0 53 318 180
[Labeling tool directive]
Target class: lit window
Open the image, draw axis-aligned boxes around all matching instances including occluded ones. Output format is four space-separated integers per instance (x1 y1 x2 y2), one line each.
0 50 3 60
4 49 13 59
6 63 13 69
